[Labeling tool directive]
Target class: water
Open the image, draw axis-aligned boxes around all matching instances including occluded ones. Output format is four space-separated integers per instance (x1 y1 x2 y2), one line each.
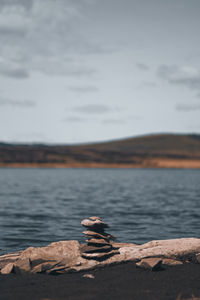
0 168 200 254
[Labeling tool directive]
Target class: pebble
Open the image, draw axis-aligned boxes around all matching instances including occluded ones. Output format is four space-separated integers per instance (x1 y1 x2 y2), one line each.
83 273 95 279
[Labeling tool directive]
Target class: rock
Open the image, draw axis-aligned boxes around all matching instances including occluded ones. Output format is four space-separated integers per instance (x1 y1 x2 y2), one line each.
113 242 138 248
136 258 163 271
83 231 115 241
80 244 112 253
86 238 110 246
14 258 31 274
81 216 119 263
83 231 110 241
1 236 200 275
32 261 58 274
119 238 200 263
83 273 95 279
20 240 80 266
89 216 101 221
46 265 69 274
81 219 108 230
1 263 14 274
0 251 22 270
196 253 200 263
162 258 183 266
82 249 120 260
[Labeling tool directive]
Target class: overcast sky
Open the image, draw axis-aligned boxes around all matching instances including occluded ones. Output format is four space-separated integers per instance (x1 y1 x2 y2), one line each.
0 0 200 144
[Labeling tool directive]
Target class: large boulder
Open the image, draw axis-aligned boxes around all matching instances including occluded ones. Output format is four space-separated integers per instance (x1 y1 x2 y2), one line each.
0 240 81 274
20 240 80 266
118 238 200 262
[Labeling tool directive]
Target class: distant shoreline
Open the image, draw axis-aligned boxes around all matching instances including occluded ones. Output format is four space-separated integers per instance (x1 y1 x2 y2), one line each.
1 134 200 169
1 158 200 169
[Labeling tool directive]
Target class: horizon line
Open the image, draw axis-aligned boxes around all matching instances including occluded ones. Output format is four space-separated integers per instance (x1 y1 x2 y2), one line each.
0 132 200 147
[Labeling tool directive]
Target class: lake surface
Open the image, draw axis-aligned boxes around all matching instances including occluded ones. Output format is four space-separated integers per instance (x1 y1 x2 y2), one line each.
0 168 200 254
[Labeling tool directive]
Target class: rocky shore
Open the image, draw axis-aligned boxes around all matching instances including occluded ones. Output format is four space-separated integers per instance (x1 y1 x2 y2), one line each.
0 217 200 299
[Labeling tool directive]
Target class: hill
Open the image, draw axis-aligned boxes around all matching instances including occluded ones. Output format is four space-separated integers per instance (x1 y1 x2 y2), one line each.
0 134 200 168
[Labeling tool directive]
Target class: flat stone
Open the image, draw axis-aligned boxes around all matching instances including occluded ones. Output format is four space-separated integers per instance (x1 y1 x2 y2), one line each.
83 230 110 240
89 216 101 221
136 258 163 271
81 219 108 230
14 258 31 274
162 258 183 266
80 244 112 253
86 238 110 246
1 263 14 274
83 230 115 241
81 249 119 260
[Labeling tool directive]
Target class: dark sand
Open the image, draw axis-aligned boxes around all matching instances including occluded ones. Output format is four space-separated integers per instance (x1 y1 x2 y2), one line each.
0 262 200 300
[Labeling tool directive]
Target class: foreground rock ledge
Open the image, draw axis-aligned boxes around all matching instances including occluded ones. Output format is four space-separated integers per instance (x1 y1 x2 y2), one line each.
0 238 200 275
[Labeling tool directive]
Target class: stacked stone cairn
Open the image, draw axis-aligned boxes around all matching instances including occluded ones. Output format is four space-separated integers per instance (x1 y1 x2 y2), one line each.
80 216 119 260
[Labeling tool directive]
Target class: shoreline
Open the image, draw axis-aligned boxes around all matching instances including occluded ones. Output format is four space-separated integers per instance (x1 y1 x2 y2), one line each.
1 237 200 299
1 159 200 169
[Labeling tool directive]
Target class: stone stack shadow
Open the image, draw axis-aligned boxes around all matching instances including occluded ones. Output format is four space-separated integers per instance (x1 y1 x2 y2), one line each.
80 216 119 261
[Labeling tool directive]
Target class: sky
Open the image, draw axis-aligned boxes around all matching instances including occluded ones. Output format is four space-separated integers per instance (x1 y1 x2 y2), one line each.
0 0 200 144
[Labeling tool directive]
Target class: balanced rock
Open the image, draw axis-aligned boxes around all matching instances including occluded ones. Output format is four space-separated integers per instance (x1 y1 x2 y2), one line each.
81 216 119 260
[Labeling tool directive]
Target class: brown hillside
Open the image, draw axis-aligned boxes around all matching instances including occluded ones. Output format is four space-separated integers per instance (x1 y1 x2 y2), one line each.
0 134 200 168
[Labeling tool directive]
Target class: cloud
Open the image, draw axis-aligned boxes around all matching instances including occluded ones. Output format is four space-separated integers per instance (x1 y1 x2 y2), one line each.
74 104 111 114
136 63 150 71
68 85 98 93
102 118 126 124
0 61 29 79
157 65 200 92
176 103 200 112
0 98 35 107
0 0 106 79
63 116 86 122
0 0 33 11
137 81 157 88
33 60 96 77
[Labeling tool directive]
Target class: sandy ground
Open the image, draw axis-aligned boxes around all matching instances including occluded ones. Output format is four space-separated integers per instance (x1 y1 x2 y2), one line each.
0 262 200 300
1 158 200 169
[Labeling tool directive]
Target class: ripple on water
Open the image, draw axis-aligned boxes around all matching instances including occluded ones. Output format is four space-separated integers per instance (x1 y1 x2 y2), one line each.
0 168 200 253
